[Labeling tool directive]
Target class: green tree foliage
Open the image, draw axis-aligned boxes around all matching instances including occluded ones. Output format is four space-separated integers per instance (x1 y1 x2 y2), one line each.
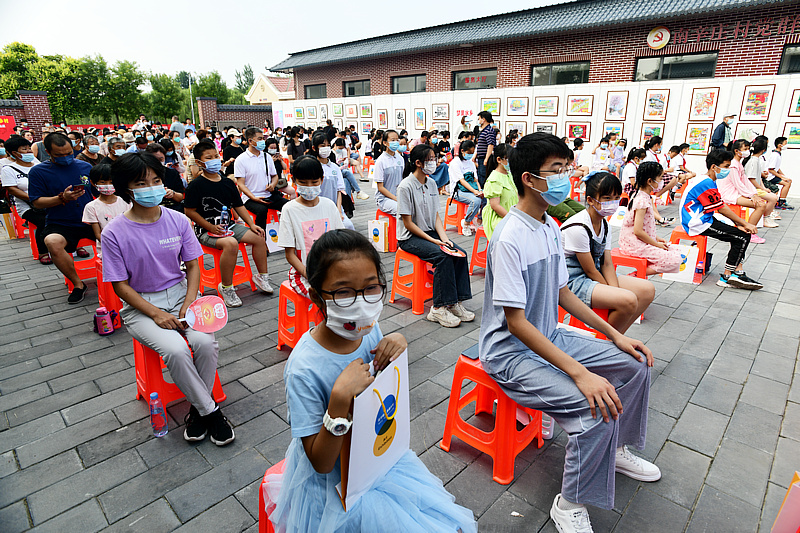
0 42 38 99
101 60 145 124
234 64 254 94
147 73 186 123
175 70 191 89
194 71 230 103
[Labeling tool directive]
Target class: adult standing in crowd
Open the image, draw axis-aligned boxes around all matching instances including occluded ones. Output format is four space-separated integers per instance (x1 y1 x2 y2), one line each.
27 133 95 303
76 135 102 167
235 127 289 228
99 136 127 167
170 115 186 139
710 113 736 150
475 111 496 187
222 128 244 178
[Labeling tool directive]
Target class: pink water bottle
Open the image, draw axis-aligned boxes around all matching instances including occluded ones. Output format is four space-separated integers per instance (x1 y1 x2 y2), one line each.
93 307 115 335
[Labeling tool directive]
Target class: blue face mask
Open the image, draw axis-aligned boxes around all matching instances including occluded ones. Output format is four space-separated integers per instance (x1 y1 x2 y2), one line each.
71 140 78 147
255 140 266 151
532 170 573 206
20 153 35 163
114 149 126 157
431 138 439 144
463 152 474 160
97 135 104 142
203 158 222 174
53 154 74 166
388 141 400 152
0 148 5 156
166 150 174 157
146 135 154 141
600 144 608 149
88 145 101 154
715 168 731 180
130 185 166 207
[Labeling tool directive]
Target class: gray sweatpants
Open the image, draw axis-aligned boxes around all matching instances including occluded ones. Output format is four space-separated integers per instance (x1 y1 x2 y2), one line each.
120 280 219 416
485 328 649 509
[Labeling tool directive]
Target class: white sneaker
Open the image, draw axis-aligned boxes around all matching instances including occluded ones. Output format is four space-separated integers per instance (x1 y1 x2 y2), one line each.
615 445 661 481
426 306 461 327
217 283 242 307
550 494 593 533
763 218 779 228
356 191 370 200
768 211 782 220
448 302 475 322
253 273 274 294
460 219 473 236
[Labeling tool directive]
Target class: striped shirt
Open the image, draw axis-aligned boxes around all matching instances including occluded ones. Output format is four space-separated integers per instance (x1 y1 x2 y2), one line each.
476 124 496 160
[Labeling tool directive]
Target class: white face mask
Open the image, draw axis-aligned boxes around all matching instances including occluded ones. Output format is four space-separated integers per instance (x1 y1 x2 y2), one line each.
740 150 751 158
325 298 383 341
297 185 321 201
423 161 437 175
596 199 620 217
318 146 332 159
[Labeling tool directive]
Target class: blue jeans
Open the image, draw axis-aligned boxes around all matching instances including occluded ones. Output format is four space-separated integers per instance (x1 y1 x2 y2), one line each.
341 168 361 195
454 189 486 223
476 160 487 187
398 231 472 308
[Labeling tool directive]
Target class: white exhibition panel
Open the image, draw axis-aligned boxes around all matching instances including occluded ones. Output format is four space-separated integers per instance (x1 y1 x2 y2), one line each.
273 74 800 197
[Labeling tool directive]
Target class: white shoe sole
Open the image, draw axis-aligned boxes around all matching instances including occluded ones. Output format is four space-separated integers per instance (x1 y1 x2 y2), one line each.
615 465 662 482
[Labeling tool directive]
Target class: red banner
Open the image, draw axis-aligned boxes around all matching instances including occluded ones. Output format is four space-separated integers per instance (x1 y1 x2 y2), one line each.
0 116 17 139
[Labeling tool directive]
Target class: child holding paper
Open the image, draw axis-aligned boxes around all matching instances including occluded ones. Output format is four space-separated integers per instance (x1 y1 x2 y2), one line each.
271 229 476 533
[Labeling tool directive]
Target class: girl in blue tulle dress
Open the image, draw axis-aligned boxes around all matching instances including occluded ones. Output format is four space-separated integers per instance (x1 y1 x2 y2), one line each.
268 229 477 533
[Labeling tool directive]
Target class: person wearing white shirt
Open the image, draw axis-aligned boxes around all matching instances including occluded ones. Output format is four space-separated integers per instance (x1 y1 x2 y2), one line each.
308 132 355 230
234 127 289 228
767 136 794 209
571 138 590 178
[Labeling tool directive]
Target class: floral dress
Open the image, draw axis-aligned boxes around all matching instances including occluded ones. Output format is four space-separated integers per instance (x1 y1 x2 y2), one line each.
618 191 681 273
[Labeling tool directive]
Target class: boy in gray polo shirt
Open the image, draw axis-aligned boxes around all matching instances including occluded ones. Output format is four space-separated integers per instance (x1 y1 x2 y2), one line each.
479 133 660 533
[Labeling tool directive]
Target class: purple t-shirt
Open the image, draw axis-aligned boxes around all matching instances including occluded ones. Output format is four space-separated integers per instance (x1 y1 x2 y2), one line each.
102 207 203 293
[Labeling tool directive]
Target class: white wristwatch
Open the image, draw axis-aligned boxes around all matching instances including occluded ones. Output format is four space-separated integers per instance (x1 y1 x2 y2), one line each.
323 411 352 437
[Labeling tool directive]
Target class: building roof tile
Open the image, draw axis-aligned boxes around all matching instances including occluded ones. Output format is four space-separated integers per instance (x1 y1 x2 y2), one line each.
0 99 24 108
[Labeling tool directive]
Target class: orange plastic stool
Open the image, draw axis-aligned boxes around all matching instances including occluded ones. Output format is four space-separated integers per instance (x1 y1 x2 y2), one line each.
199 243 256 295
375 209 397 252
558 306 610 340
389 249 434 315
668 229 707 268
440 347 544 485
443 198 468 234
133 338 226 406
469 227 487 274
725 203 747 219
246 209 280 225
65 239 98 292
27 221 39 260
95 257 123 329
10 205 27 239
611 248 648 279
258 459 287 533
277 281 324 350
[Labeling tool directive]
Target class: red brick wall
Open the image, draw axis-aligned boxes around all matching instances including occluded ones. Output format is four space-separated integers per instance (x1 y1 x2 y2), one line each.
292 4 798 99
16 91 53 142
196 98 274 129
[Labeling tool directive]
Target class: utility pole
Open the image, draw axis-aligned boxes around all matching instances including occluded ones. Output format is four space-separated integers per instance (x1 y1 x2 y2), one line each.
188 73 196 126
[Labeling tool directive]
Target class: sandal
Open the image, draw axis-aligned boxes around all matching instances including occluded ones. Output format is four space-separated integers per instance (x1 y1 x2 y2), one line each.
39 254 52 265
75 247 90 258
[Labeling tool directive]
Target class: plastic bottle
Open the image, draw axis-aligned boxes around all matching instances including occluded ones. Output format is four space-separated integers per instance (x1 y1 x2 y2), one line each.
149 392 168 437
695 260 704 275
541 414 554 439
220 206 230 230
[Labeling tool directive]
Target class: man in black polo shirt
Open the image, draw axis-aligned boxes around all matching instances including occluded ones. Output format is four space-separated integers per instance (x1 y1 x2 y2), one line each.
28 133 96 303
475 110 496 187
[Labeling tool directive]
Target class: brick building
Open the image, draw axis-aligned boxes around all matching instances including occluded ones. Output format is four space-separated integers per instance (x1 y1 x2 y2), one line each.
196 97 274 131
0 91 53 142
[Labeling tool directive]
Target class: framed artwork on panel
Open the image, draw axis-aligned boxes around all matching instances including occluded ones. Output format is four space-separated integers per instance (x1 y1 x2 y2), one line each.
306 106 317 119
688 87 719 121
734 122 766 141
319 104 328 120
506 121 527 135
377 109 388 129
643 89 669 120
685 123 713 154
395 109 406 129
332 103 344 117
605 91 628 121
307 122 317 129
432 103 449 120
431 122 449 132
296 122 305 128
333 118 343 130
360 104 372 118
534 96 558 116
565 122 591 141
295 107 304 119
346 122 357 131
566 95 593 116
603 122 624 138
783 123 800 148
361 121 373 135
345 105 357 119
641 122 665 145
507 97 529 117
534 122 557 135
414 108 426 130
788 89 800 117
480 98 500 115
739 84 775 121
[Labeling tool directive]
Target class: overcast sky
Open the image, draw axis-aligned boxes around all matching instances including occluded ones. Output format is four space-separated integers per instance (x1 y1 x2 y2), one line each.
2 0 570 89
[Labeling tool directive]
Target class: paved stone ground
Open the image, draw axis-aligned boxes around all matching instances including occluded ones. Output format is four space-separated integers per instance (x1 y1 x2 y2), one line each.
0 190 798 533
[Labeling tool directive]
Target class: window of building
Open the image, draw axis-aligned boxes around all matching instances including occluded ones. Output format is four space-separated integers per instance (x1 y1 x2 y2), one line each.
452 68 497 90
392 74 426 94
634 53 717 81
531 61 590 86
779 45 800 74
304 84 327 99
343 79 370 97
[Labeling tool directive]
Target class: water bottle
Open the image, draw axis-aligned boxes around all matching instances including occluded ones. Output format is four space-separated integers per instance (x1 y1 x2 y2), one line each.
149 393 168 437
695 260 704 275
93 307 115 336
541 414 554 440
219 206 230 230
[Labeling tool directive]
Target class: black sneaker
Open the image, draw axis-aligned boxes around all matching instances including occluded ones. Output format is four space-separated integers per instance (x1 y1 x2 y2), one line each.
67 284 87 304
733 272 763 290
183 405 207 442
204 408 235 446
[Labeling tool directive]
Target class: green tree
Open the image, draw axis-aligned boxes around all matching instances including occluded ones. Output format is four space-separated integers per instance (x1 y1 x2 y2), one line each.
176 70 191 89
194 71 230 103
102 60 145 124
234 64 254 93
0 42 39 99
147 73 185 122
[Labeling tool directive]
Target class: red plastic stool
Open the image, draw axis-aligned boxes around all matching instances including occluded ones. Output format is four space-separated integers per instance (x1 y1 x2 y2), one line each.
246 209 280 225
375 209 397 252
258 459 287 533
10 205 27 239
725 203 747 220
133 339 226 406
440 347 543 485
469 227 487 275
669 229 708 282
277 281 324 350
65 239 98 292
557 307 610 340
95 257 123 329
443 198 468 234
199 243 256 295
569 174 582 202
610 248 648 279
389 249 434 315
27 221 39 260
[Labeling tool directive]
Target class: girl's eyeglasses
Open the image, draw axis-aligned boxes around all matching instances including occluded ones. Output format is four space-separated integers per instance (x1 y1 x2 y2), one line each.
318 284 386 307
